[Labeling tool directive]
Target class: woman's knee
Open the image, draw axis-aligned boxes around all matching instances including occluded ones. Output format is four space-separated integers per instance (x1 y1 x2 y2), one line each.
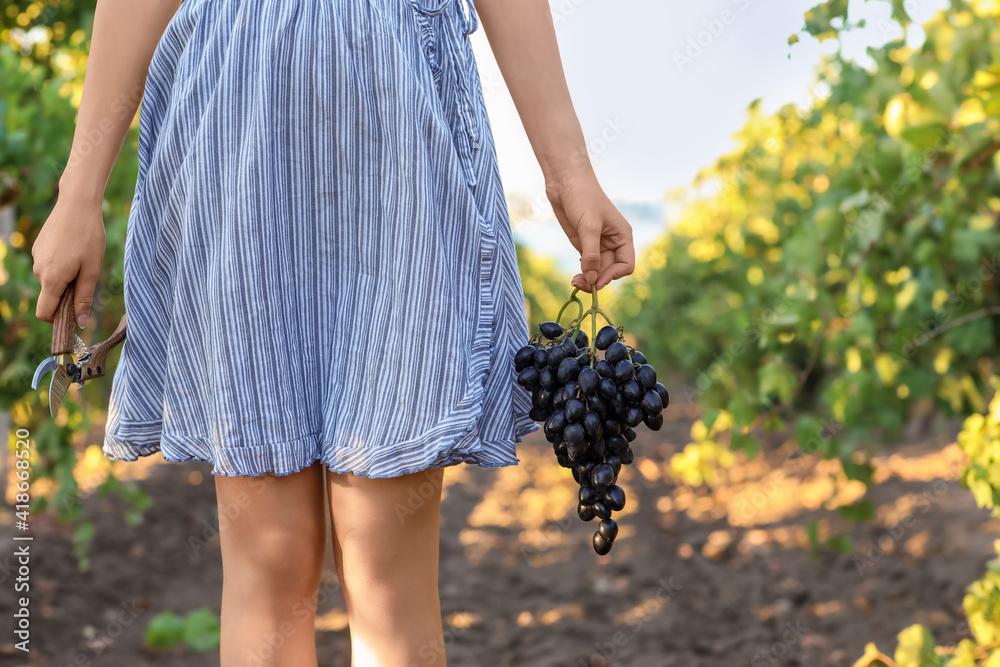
328 469 444 583
215 467 327 591
237 519 326 581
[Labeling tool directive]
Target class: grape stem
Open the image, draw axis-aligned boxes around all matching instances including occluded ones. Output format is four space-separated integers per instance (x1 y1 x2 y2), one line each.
555 289 583 326
593 308 616 327
589 288 598 365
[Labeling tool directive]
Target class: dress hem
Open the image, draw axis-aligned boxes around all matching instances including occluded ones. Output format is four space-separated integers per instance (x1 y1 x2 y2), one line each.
103 421 541 479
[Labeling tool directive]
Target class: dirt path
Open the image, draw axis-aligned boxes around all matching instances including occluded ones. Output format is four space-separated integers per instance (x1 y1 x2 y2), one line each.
1 407 995 666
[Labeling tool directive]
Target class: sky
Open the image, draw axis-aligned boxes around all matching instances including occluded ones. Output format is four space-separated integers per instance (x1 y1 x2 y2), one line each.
467 0 949 272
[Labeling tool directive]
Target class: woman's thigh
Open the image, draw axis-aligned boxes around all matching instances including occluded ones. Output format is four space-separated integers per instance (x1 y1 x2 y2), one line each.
325 467 447 664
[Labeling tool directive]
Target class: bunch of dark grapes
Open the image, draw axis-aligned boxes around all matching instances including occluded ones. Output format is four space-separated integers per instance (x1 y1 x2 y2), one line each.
515 321 668 555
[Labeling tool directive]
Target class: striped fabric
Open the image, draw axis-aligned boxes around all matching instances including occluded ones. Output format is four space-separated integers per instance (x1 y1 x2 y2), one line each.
102 0 540 477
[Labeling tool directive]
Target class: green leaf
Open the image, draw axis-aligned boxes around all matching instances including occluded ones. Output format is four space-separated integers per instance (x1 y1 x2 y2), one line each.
900 123 949 150
795 415 824 454
882 0 912 26
731 431 760 459
182 608 221 653
837 500 876 522
841 458 875 487
826 533 853 553
802 0 849 39
759 359 797 406
144 611 185 650
807 520 820 559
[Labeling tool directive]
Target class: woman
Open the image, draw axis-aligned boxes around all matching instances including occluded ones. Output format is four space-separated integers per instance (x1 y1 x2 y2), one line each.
31 0 635 663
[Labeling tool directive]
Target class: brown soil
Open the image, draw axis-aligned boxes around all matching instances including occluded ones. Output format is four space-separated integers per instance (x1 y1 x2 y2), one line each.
0 405 995 666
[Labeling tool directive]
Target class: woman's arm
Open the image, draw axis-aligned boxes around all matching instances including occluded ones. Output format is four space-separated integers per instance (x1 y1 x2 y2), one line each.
476 0 634 293
32 0 183 326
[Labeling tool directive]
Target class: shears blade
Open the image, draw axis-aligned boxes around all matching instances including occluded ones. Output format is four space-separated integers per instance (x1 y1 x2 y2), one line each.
31 356 59 391
48 365 73 418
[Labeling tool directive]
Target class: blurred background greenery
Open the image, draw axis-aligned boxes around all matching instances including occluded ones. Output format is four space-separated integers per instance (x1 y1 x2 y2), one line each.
3 0 1000 663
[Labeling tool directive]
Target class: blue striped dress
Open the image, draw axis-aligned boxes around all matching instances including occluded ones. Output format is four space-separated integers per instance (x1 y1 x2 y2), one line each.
102 0 540 477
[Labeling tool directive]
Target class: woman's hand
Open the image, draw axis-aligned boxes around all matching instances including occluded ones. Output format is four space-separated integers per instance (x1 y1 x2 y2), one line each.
31 193 106 329
546 168 636 293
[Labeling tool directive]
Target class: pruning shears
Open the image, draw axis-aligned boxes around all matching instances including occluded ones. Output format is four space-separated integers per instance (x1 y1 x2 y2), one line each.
30 279 128 417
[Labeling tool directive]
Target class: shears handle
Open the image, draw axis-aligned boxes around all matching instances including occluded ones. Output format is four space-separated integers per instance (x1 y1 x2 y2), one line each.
77 314 128 381
52 280 77 357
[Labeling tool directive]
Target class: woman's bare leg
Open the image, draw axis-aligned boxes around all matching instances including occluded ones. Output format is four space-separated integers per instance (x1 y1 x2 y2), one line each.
326 467 447 667
330 511 351 665
215 461 328 666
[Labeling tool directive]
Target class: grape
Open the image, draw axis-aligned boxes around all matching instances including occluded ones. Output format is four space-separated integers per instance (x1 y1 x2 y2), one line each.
623 427 637 442
578 504 597 522
533 349 547 368
577 367 599 395
605 455 622 476
561 337 577 356
574 329 589 349
597 378 617 400
625 405 644 428
595 359 614 378
590 464 615 489
543 410 566 438
636 364 656 391
579 485 599 505
572 462 596 484
589 395 608 419
539 321 564 339
593 532 612 556
556 357 580 384
593 501 612 520
582 411 602 440
644 413 664 431
563 423 585 446
595 325 618 350
606 341 628 364
552 387 567 410
517 367 539 388
613 359 634 383
547 345 567 369
641 390 663 415
589 437 606 459
539 367 555 389
515 345 536 371
604 485 626 511
536 387 553 408
654 382 669 409
598 518 619 542
567 441 589 462
606 434 628 456
565 398 586 422
610 393 625 415
623 379 643 402
631 350 647 365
